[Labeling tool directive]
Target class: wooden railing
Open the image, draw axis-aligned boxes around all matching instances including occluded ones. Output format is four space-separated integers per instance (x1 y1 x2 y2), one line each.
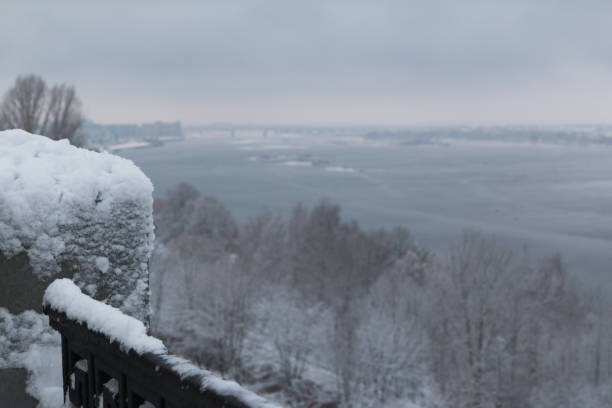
43 307 264 408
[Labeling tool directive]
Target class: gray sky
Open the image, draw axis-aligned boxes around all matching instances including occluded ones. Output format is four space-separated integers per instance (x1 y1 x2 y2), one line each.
3 0 612 125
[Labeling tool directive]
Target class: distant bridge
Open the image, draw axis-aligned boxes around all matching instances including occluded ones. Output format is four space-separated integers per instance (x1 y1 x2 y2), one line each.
187 124 379 138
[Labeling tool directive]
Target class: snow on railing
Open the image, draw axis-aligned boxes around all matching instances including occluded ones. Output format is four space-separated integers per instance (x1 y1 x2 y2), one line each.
42 279 280 408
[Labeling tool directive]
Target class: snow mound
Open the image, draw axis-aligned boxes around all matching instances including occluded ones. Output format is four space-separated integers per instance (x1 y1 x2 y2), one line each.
43 279 165 355
0 129 154 319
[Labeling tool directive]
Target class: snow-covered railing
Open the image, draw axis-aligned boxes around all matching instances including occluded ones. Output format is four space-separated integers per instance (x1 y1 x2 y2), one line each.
42 279 279 408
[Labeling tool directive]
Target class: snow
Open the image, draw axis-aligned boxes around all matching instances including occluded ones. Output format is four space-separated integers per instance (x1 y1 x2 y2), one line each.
0 308 64 407
108 141 152 151
0 129 154 320
0 308 59 368
163 355 281 408
43 279 166 355
103 378 119 395
75 359 88 371
20 343 64 408
95 257 110 274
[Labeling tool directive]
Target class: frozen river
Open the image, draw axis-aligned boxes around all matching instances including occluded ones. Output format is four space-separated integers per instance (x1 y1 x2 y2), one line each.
118 133 612 290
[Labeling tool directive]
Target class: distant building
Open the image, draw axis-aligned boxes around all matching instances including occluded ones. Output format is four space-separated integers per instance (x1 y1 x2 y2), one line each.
83 120 183 146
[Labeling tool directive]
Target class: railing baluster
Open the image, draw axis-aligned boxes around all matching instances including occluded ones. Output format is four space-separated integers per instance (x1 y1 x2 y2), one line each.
88 352 95 408
61 335 69 402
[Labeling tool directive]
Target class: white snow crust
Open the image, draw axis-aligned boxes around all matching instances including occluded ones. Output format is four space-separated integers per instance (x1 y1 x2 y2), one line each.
43 279 165 355
163 355 281 408
103 378 119 396
0 129 154 319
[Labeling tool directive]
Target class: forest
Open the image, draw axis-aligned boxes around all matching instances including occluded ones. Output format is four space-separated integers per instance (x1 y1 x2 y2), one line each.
150 182 612 408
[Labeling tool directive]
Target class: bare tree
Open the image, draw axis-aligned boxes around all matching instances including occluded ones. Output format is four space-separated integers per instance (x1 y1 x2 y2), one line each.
43 84 83 142
357 262 431 406
154 183 238 248
0 75 46 133
261 288 326 388
0 74 84 145
428 231 517 408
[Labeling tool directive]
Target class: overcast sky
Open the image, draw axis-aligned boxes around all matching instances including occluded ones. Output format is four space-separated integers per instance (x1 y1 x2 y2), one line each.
3 1 612 125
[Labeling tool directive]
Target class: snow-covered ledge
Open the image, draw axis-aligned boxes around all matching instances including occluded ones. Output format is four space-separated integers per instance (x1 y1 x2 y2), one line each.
0 129 154 320
43 279 280 408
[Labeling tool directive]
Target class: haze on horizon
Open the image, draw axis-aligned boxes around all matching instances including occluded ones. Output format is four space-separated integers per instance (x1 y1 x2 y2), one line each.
3 0 612 126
